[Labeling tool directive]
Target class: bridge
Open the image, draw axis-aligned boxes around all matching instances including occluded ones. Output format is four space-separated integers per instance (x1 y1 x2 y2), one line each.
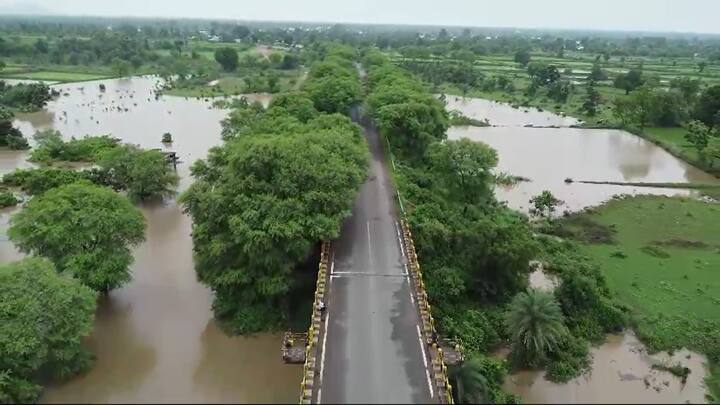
285 116 463 404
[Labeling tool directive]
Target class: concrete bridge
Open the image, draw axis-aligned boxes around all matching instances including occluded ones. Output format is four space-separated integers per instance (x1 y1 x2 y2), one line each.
287 116 461 404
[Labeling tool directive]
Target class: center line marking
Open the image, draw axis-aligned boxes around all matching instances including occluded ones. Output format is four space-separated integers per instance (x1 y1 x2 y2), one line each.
366 220 373 267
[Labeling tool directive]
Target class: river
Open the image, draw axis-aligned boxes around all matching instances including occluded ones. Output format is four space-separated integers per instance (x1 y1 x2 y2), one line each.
0 76 300 403
446 96 712 403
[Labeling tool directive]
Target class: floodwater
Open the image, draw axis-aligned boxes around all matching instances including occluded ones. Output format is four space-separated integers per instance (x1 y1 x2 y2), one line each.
443 96 580 127
448 97 713 403
1 76 300 403
504 332 709 404
449 126 717 212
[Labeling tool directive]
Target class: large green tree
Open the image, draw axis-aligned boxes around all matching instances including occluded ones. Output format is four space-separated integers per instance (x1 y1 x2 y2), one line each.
181 116 368 333
376 101 448 161
427 138 498 205
9 183 146 292
505 290 568 366
695 85 720 127
0 107 29 150
0 258 96 403
214 47 239 72
97 145 179 201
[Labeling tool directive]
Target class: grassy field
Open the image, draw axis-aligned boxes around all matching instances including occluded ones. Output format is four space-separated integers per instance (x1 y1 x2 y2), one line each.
163 68 304 97
560 195 720 400
1 70 112 82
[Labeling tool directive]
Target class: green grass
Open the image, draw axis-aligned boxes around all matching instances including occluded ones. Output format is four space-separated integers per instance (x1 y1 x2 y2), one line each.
562 195 720 400
163 68 304 97
1 70 111 82
641 127 720 176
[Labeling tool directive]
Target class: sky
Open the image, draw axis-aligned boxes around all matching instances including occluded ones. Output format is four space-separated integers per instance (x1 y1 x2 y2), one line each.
1 0 719 34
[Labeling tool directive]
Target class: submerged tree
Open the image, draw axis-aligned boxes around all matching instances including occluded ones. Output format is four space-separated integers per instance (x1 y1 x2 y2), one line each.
505 290 568 366
9 183 146 292
0 258 96 403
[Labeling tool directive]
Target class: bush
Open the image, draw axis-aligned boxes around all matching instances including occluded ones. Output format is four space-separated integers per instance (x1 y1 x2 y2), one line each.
29 131 120 163
0 191 18 208
0 258 96 403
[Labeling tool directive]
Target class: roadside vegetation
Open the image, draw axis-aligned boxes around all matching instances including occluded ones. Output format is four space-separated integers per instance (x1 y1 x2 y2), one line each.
364 50 635 402
180 43 368 334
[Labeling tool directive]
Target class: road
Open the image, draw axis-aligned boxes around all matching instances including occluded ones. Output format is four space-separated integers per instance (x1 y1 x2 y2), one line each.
316 115 435 403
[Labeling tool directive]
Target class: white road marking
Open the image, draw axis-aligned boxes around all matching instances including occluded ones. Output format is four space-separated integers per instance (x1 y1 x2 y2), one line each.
317 388 322 404
319 306 330 402
416 325 433 398
366 220 373 266
409 289 415 304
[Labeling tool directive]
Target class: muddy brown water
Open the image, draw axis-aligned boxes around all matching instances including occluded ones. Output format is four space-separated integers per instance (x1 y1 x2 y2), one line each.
1 76 299 403
503 332 709 404
443 96 580 127
448 97 712 403
448 126 717 213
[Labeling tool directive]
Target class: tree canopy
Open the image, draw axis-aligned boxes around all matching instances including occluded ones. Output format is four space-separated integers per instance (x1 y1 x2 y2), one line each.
214 47 239 72
9 183 146 292
181 58 367 333
0 258 96 403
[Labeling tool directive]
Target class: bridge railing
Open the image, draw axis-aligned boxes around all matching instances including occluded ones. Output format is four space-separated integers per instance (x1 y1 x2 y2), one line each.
400 219 454 404
299 242 330 404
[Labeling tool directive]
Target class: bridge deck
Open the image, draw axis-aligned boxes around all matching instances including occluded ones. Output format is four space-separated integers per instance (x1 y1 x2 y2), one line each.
312 120 437 404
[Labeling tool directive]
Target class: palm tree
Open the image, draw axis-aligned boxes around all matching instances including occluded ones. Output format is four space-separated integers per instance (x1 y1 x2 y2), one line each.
448 357 491 404
505 290 568 366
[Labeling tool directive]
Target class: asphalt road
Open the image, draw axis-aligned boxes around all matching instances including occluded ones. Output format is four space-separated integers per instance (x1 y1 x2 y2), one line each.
317 118 435 404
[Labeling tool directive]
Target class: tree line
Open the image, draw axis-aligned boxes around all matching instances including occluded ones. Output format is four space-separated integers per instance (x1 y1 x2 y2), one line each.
180 43 367 334
1 130 179 402
363 49 627 403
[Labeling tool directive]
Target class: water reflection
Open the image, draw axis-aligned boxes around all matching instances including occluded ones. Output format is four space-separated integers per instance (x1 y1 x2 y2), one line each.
449 126 717 212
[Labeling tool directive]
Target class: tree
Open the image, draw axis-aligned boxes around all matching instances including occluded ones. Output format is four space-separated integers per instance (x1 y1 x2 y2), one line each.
684 120 714 154
376 101 448 161
0 106 29 150
669 77 701 103
704 136 720 167
698 61 707 73
303 71 362 114
582 82 601 116
0 258 96 403
8 183 146 292
97 145 179 202
448 358 491 404
214 47 239 72
111 57 132 77
588 62 607 81
527 63 560 86
529 190 563 218
514 49 531 66
280 53 300 70
694 85 720 127
613 67 644 94
232 25 251 40
0 60 5 72
181 117 368 334
505 290 568 366
428 138 498 205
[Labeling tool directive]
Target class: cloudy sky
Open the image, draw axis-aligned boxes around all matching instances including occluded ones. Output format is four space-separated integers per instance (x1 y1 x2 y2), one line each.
1 0 718 34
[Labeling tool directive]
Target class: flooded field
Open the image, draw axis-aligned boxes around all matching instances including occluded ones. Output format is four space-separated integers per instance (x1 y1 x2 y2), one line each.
1 76 300 403
504 332 709 404
443 96 580 127
448 97 713 403
449 126 717 212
